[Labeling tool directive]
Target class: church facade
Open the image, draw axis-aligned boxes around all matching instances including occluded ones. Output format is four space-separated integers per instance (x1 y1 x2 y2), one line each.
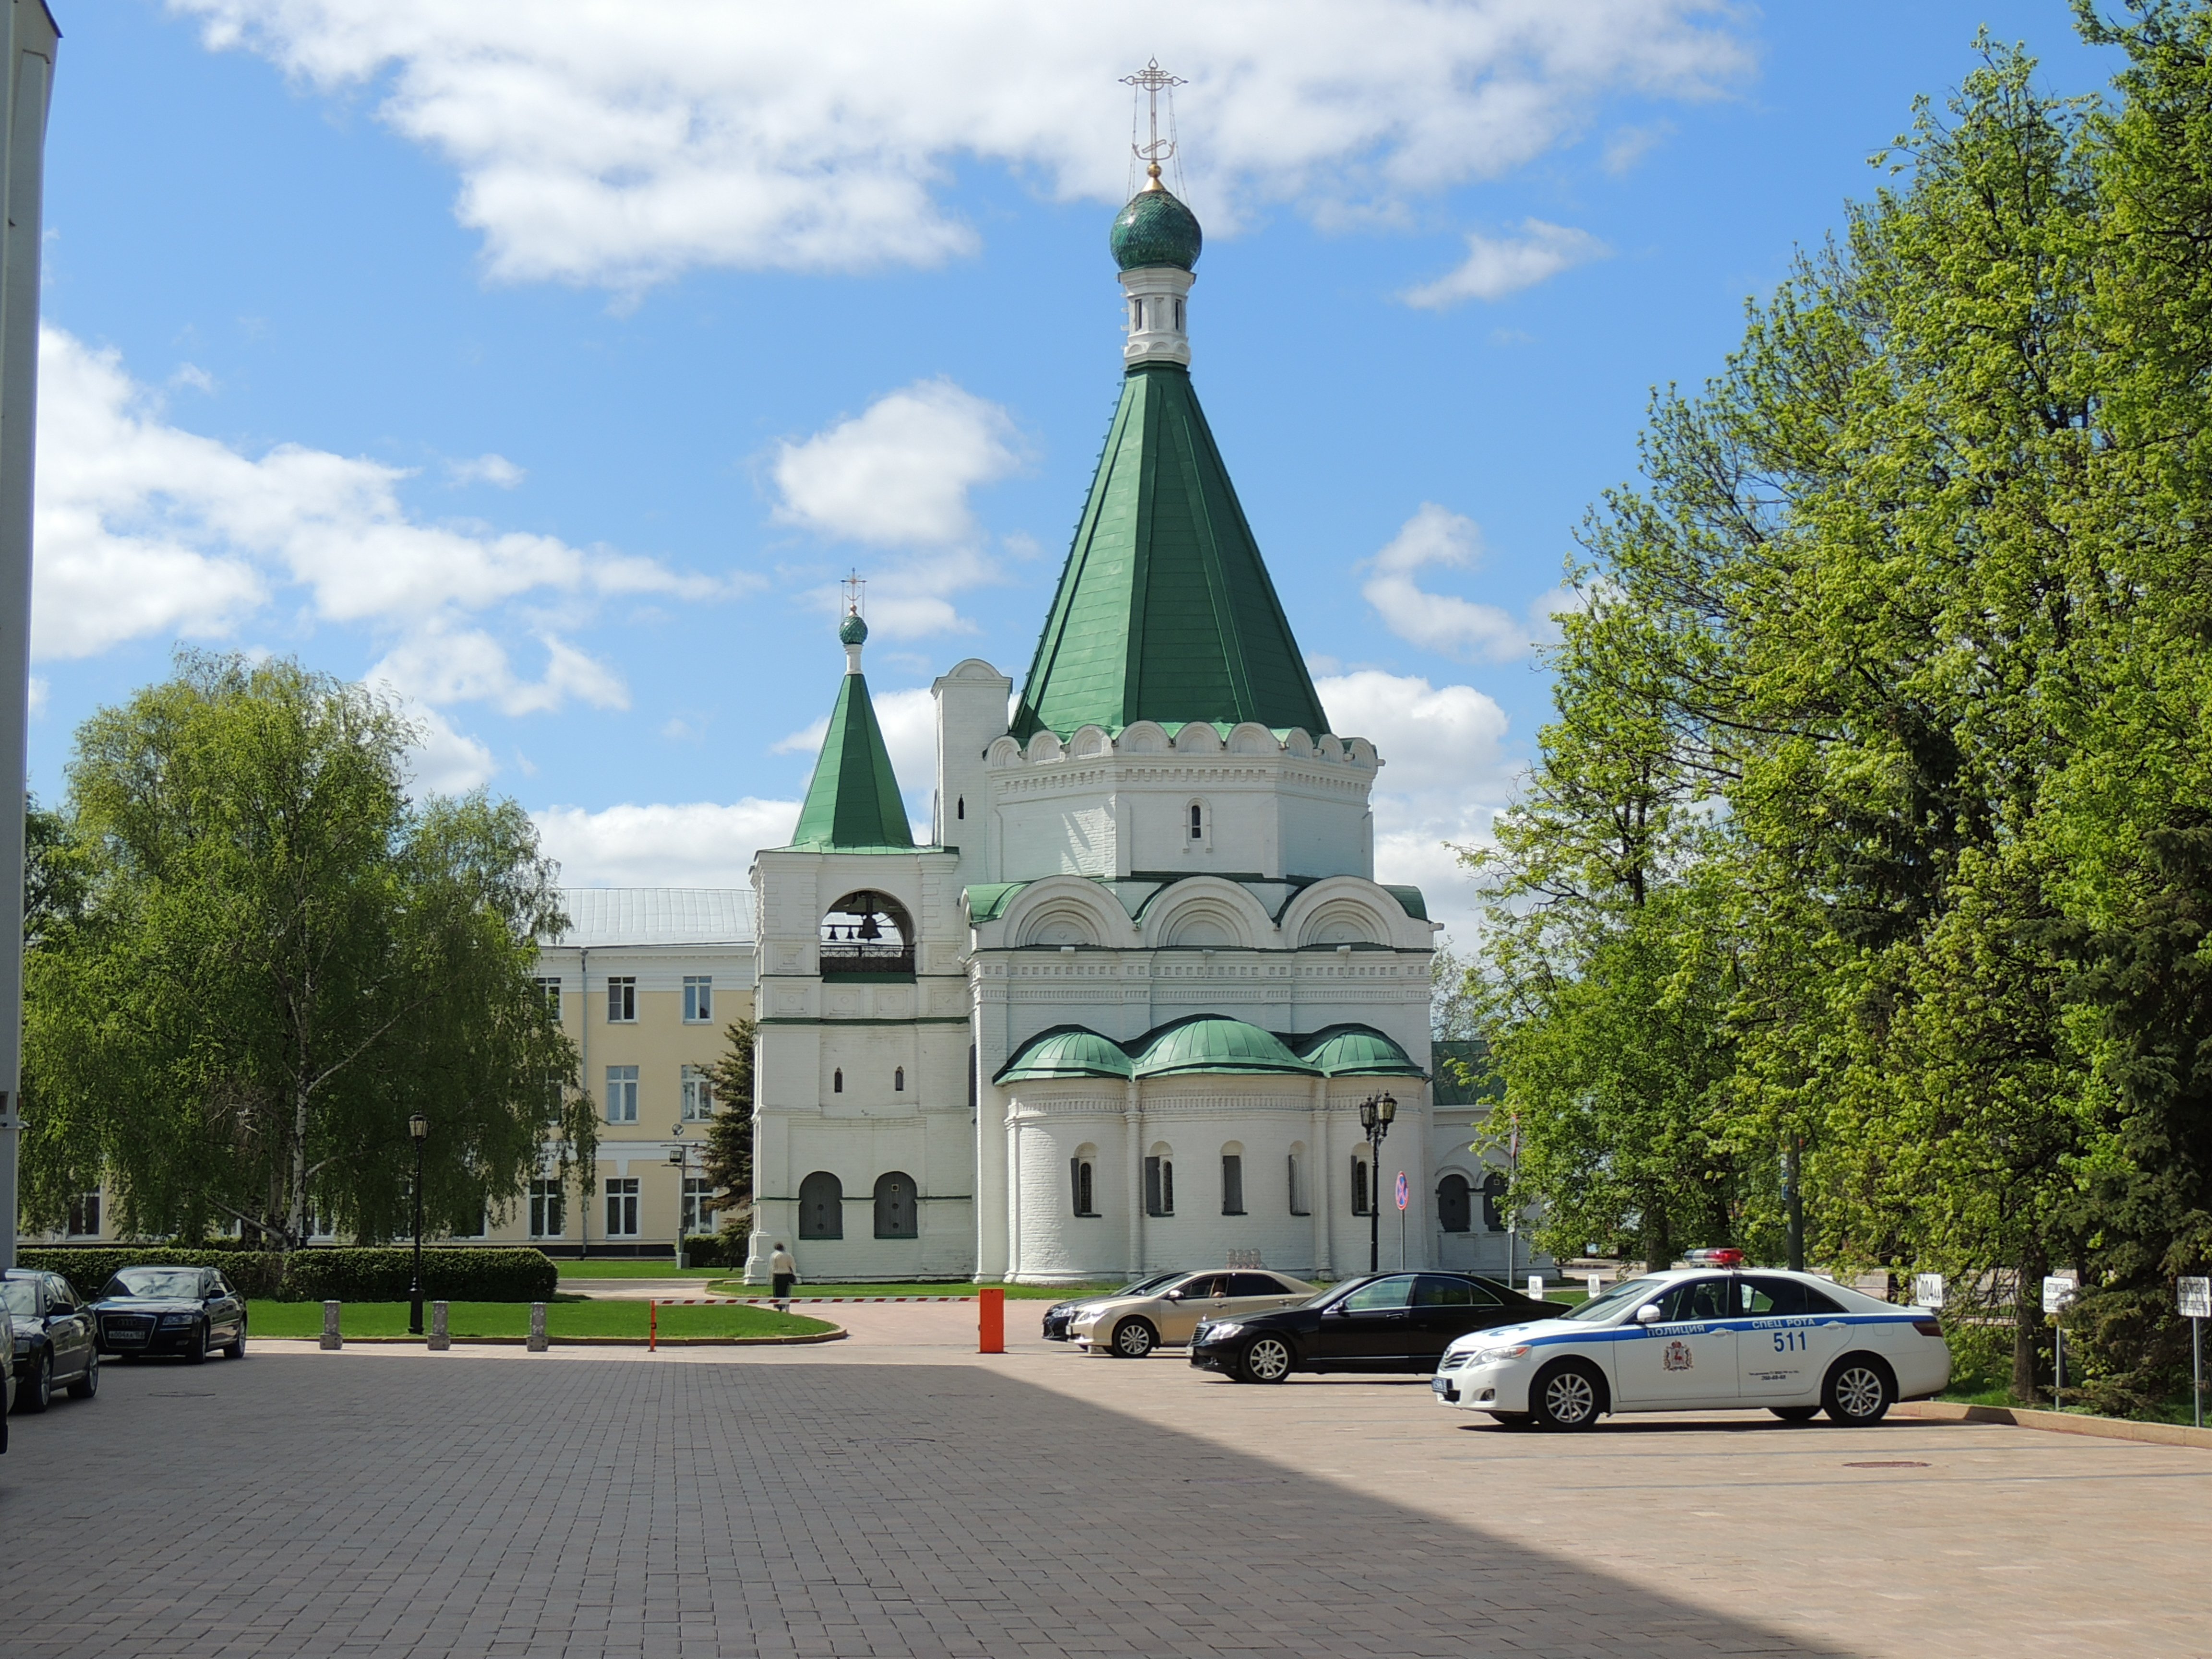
745 168 1483 1286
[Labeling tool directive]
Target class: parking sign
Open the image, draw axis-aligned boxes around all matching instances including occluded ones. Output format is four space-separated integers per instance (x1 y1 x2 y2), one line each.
1395 1171 1408 1212
2043 1274 2078 1315
2181 1277 2211 1320
1914 1273 1945 1310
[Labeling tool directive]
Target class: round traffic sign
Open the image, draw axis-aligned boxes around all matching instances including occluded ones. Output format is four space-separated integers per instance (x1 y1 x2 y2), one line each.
1395 1171 1409 1211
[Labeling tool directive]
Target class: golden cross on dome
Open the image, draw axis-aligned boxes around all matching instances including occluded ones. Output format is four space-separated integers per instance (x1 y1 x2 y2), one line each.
841 568 866 617
1120 59 1185 180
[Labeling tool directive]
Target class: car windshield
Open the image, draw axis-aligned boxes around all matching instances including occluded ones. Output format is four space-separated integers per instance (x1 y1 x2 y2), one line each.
1116 1273 1181 1297
0 1281 37 1316
1560 1276 1666 1323
104 1269 203 1299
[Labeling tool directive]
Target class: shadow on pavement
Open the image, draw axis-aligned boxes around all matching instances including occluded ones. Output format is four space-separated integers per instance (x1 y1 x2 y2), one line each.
0 1354 1849 1659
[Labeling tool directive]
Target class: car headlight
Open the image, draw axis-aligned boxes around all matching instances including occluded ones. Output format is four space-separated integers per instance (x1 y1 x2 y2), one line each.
1202 1322 1244 1341
1470 1344 1532 1365
158 1313 199 1326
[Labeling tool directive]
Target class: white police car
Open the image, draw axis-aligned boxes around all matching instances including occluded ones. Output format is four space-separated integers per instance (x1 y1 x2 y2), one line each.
1431 1254 1950 1430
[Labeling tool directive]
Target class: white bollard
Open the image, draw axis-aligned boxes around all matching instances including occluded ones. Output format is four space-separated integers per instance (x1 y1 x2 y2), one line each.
527 1301 549 1352
319 1300 342 1351
428 1300 450 1351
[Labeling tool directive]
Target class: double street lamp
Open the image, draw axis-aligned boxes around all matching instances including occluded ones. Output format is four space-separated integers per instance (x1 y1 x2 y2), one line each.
1358 1092 1398 1274
407 1112 428 1336
668 1132 692 1271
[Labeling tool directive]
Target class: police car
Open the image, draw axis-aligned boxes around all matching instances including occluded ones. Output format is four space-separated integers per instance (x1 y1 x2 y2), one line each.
1431 1254 1950 1430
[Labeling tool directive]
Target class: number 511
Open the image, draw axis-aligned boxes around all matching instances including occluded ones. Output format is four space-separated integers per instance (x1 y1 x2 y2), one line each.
1772 1331 1807 1351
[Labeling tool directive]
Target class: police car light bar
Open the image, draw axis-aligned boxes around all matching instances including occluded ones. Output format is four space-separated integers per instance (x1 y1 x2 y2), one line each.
1684 1247 1747 1268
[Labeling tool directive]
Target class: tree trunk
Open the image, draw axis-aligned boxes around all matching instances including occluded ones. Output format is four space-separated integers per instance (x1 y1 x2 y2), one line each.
1784 1134 1805 1272
1640 1200 1672 1274
2011 1257 2045 1404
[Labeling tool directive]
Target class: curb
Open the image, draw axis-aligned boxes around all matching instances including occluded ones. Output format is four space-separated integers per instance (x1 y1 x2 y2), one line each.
1894 1399 2212 1450
690 1295 975 1304
297 1327 847 1349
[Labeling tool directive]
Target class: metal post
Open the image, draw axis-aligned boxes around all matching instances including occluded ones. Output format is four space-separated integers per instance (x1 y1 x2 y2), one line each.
1398 1186 1406 1271
409 1131 425 1336
1367 1129 1381 1275
2054 1324 2064 1413
428 1299 449 1352
319 1300 341 1351
527 1300 548 1352
2195 1319 2202 1431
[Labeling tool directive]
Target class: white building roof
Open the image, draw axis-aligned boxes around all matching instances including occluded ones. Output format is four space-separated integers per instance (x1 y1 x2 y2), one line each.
542 889 755 949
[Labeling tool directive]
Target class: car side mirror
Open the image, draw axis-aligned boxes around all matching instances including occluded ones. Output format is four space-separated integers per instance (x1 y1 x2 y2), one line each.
1162 1289 1183 1301
1635 1304 1663 1324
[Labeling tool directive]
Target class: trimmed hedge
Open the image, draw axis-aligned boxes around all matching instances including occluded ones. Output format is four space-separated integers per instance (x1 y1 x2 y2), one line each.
683 1234 746 1269
23 1248 285 1300
281 1248 557 1304
20 1245 557 1303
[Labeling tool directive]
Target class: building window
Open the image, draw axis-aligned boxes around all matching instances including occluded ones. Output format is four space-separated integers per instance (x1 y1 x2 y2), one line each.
1287 1152 1309 1216
832 1068 843 1094
893 1066 905 1092
1352 1156 1372 1216
1438 1173 1472 1234
682 975 712 1023
1071 1157 1097 1217
606 977 637 1022
1220 1153 1245 1215
529 1179 565 1238
534 976 561 1017
1145 1155 1175 1217
680 1064 714 1121
1481 1170 1508 1232
799 1171 843 1239
604 1179 639 1237
1174 296 1184 329
682 1177 715 1236
605 1065 639 1124
1189 801 1204 840
956 795 965 820
873 1171 918 1239
66 1191 100 1238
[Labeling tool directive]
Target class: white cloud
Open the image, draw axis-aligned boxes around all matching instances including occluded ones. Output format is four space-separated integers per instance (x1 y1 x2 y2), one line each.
448 452 525 488
532 798 802 887
172 0 1750 289
402 702 499 793
1360 503 1556 663
1602 120 1673 174
27 676 47 718
772 685 937 802
368 622 630 717
169 363 217 394
1402 218 1610 309
1318 667 1520 944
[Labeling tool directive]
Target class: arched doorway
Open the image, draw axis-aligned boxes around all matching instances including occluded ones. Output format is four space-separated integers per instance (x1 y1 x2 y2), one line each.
873 1171 917 1239
799 1171 843 1239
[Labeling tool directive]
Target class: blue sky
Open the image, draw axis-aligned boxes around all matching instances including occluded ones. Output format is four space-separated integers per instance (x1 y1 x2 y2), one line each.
26 2 2122 940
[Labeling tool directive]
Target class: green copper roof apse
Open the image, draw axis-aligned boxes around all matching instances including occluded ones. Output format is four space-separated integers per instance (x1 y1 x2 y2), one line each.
786 610 916 853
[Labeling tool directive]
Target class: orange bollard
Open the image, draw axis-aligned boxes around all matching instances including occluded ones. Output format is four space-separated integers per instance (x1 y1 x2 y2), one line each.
978 1286 1005 1354
649 1298 657 1352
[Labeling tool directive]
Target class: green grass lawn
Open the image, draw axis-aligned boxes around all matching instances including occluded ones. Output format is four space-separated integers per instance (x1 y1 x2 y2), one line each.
550 1261 731 1279
703 1279 1114 1300
246 1299 832 1340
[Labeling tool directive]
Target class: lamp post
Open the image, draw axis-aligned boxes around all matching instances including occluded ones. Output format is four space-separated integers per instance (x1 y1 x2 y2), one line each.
407 1112 428 1336
668 1134 690 1271
1358 1092 1397 1274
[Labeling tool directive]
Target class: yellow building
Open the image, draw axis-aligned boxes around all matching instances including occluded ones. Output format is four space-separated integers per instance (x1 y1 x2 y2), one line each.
514 889 756 1258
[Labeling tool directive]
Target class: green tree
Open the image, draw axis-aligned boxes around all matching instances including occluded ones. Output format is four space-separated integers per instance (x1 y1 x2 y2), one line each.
702 1017 756 1237
22 652 591 1246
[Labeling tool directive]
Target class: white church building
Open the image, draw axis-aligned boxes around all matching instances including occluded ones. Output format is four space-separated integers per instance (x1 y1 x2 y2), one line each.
744 165 1501 1286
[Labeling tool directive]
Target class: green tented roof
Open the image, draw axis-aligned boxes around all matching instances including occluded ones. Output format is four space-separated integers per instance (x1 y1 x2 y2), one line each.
1131 1016 1318 1078
964 883 1028 924
1291 1024 1424 1078
786 669 914 852
1011 363 1330 741
995 1026 1135 1083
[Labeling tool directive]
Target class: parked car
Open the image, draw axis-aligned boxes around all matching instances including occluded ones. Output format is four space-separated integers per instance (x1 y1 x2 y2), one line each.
1189 1271 1568 1383
1042 1272 1185 1341
1070 1270 1317 1358
2 1269 100 1412
1430 1267 1952 1430
92 1266 248 1363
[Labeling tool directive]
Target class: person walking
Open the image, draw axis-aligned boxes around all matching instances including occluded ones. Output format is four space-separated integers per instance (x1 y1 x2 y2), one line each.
769 1242 797 1313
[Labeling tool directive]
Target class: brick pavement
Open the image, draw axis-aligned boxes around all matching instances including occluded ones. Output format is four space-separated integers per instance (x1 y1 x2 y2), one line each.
0 1321 2205 1658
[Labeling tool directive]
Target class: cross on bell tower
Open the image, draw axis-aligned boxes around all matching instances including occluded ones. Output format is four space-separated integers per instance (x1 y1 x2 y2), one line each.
1120 59 1185 191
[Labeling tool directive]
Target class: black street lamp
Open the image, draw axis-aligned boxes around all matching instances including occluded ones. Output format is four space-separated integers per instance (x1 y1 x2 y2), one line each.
1358 1092 1398 1274
408 1111 428 1336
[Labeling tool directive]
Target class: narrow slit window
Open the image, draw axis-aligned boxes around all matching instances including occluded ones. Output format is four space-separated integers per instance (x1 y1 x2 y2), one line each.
833 1068 843 1094
1189 803 1203 840
894 1066 905 1092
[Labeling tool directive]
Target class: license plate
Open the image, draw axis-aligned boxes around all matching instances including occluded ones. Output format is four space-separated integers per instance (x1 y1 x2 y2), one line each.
1431 1376 1451 1395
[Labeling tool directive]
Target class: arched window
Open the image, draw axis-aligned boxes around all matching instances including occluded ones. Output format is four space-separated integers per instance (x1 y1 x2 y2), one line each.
1189 801 1204 840
1351 1155 1372 1216
820 890 915 978
1070 1154 1097 1217
1287 1146 1309 1216
1481 1170 1509 1232
832 1068 843 1094
1437 1173 1472 1234
1220 1143 1245 1215
893 1066 905 1092
1145 1148 1175 1216
799 1171 843 1239
956 795 965 820
873 1171 917 1239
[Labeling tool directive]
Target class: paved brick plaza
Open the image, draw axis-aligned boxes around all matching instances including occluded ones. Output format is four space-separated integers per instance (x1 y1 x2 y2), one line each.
0 1315 2205 1658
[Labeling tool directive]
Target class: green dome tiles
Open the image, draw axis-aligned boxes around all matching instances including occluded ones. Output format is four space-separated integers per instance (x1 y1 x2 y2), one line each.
995 1026 1135 1082
1110 184 1202 271
1130 1016 1317 1078
838 613 869 646
1293 1024 1424 1077
1011 363 1329 741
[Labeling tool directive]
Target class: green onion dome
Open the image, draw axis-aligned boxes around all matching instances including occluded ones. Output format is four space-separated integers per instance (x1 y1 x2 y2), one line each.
1111 176 1202 272
838 612 869 646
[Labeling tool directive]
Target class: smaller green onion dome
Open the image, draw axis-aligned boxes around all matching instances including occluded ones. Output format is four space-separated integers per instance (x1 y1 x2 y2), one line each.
838 612 869 646
1111 181 1202 272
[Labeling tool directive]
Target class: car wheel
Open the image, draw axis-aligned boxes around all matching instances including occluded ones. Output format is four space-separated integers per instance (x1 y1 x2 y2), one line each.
1237 1335 1294 1384
1823 1355 1895 1426
185 1320 210 1365
1530 1358 1605 1431
1110 1317 1157 1359
225 1322 247 1361
17 1351 50 1414
67 1351 98 1401
1769 1405 1820 1424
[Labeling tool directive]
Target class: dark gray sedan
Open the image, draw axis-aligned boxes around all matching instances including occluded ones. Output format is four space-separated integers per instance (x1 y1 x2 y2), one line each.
93 1267 247 1363
3 1270 100 1411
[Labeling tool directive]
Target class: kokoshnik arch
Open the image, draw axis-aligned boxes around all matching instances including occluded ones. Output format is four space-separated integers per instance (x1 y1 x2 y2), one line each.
744 135 1531 1284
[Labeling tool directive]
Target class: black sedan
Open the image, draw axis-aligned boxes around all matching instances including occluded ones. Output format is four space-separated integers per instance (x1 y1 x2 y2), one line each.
3 1270 101 1411
1190 1271 1569 1384
93 1266 248 1362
